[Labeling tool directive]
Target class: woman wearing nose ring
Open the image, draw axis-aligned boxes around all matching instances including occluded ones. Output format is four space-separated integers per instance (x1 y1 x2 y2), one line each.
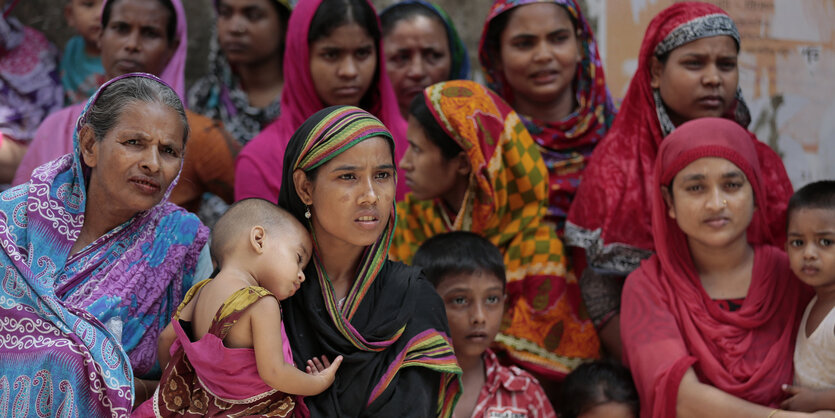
392 80 600 386
479 0 616 235
620 117 816 417
236 0 410 202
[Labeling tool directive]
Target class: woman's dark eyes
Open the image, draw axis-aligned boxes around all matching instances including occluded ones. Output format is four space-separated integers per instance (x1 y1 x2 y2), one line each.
246 10 265 21
512 40 534 49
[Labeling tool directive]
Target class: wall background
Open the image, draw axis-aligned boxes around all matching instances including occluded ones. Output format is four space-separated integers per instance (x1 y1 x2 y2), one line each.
10 0 832 187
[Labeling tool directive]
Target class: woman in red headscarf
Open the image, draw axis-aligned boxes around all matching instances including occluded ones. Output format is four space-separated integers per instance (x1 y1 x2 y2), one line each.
565 2 793 359
235 0 409 202
621 117 812 418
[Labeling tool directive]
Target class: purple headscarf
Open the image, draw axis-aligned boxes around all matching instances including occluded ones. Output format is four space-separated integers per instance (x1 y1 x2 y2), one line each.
0 73 208 416
12 0 189 186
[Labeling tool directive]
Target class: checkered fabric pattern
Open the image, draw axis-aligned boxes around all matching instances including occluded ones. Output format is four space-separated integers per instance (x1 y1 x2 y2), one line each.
392 81 599 379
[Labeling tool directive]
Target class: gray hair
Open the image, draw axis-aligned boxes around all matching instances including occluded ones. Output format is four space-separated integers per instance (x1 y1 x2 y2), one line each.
83 76 189 145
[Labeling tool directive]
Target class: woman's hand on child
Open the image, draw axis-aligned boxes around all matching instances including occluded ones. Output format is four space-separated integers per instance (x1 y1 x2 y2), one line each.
781 384 829 412
305 355 343 387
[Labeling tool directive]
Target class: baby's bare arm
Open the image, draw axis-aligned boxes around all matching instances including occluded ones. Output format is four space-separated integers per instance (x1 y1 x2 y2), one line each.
157 322 176 369
250 297 342 396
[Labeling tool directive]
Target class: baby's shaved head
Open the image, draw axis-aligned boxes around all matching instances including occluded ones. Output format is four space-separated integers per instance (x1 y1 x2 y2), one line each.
210 198 308 267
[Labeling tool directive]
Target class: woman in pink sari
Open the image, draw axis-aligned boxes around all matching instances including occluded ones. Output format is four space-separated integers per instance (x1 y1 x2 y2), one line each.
620 117 824 418
235 0 408 202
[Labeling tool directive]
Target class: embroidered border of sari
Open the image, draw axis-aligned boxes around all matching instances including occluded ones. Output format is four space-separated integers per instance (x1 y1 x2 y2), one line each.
0 74 207 416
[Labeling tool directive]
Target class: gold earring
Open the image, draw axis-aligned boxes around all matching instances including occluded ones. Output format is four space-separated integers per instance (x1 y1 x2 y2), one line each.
304 205 311 219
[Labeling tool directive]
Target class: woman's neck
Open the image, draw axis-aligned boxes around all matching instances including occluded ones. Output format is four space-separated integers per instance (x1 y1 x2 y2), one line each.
689 235 755 299
512 88 576 123
233 56 284 108
441 174 470 215
71 185 134 255
313 225 365 301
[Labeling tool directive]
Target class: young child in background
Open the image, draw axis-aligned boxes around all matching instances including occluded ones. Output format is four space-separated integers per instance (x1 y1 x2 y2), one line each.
557 361 638 418
134 199 342 417
782 180 835 413
413 231 556 418
61 0 105 104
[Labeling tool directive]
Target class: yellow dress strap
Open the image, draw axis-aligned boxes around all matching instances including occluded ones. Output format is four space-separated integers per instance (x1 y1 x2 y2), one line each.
173 278 213 321
209 285 277 339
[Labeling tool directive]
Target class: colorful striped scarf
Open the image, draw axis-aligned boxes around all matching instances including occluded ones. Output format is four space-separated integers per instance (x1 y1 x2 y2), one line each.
278 106 461 416
0 74 208 416
392 80 600 380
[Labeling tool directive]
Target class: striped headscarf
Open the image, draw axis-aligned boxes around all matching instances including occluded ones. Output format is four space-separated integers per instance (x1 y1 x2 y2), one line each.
277 106 461 417
283 106 397 339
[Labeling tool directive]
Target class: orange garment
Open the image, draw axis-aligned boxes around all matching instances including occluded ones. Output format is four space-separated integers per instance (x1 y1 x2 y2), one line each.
170 110 239 212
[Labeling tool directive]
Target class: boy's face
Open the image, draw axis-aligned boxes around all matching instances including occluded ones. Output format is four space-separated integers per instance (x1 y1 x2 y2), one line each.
258 224 312 300
435 271 505 362
787 208 835 291
65 0 103 44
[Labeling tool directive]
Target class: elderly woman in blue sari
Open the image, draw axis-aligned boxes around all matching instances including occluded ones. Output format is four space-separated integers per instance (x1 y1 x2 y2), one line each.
0 74 209 415
380 0 469 118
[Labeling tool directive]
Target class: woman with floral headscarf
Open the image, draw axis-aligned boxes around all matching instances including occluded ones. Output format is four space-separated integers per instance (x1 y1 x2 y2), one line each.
564 2 793 359
278 105 461 416
0 74 208 415
393 80 600 383
479 0 616 235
